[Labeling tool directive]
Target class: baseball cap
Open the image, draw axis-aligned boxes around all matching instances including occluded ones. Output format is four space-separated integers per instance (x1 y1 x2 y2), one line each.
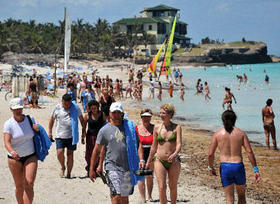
110 102 123 113
10 98 24 110
141 112 152 117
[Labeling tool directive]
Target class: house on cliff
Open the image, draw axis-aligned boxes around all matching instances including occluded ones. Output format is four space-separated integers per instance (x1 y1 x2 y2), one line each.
113 4 191 55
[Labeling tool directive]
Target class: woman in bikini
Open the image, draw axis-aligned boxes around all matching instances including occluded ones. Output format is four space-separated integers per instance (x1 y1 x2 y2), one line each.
180 83 185 101
146 104 182 204
136 109 155 203
262 99 277 150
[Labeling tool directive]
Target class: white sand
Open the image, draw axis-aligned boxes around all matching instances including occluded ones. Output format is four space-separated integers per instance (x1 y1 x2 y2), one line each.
0 61 261 204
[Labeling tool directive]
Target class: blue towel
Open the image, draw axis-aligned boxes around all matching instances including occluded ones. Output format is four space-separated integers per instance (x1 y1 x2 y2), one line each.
33 124 52 161
81 91 95 111
70 101 79 145
26 115 52 162
123 119 144 186
67 90 76 101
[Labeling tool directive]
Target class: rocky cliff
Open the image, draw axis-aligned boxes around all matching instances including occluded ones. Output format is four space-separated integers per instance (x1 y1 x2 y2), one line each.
173 43 272 65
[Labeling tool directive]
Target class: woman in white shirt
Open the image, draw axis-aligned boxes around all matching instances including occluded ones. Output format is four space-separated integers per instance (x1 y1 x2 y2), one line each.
3 98 39 204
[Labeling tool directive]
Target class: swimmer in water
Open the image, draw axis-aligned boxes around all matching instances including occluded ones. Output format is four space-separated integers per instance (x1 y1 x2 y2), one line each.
222 87 237 110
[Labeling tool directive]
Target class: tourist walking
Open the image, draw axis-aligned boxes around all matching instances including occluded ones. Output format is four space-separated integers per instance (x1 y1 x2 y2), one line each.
262 99 277 150
136 109 155 202
89 102 144 204
82 100 106 176
28 76 39 108
3 98 39 203
146 104 182 204
98 88 115 120
208 110 261 204
48 94 85 178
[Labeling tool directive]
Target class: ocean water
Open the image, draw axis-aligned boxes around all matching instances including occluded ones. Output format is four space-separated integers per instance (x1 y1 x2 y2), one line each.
143 62 280 145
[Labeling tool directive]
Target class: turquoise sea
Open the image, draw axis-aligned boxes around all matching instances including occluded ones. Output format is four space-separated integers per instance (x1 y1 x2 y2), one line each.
142 62 280 145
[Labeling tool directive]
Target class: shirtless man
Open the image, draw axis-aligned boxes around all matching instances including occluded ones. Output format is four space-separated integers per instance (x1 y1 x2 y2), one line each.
262 99 277 150
204 82 211 101
222 87 236 110
208 110 261 204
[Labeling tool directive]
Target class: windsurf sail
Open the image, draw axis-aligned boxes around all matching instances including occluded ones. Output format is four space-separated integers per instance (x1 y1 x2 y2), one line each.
165 15 177 75
148 40 166 73
160 52 168 76
64 8 71 73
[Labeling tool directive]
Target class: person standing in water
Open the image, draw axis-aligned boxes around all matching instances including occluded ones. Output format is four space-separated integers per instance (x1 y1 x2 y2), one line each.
180 83 185 101
195 79 202 95
265 74 269 84
208 110 261 204
168 81 173 98
204 82 211 101
262 99 277 150
158 82 162 101
222 87 236 110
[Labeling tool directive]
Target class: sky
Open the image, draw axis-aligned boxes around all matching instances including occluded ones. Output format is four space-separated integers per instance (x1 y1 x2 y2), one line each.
0 0 279 56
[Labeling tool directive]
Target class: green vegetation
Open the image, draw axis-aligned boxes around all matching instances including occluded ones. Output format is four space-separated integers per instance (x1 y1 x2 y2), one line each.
228 41 265 47
0 18 156 59
174 48 204 56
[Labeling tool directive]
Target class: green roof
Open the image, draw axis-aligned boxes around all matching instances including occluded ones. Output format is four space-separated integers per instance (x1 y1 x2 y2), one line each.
114 17 167 25
178 20 187 25
141 4 179 13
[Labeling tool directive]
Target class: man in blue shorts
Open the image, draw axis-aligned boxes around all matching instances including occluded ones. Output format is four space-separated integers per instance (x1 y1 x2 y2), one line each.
208 110 261 204
49 94 85 178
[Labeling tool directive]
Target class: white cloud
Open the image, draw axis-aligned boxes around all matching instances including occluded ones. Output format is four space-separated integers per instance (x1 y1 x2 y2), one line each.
215 1 232 13
19 0 38 7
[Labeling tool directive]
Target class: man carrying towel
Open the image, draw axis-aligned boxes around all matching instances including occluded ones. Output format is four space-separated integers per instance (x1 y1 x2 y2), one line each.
89 102 144 204
48 94 85 178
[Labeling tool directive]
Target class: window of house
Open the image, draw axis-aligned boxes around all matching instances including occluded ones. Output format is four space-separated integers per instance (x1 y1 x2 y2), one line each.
153 11 165 17
149 25 152 30
157 23 166 34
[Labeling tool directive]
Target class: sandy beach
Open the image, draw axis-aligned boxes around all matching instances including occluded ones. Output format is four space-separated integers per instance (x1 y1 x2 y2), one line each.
0 60 279 203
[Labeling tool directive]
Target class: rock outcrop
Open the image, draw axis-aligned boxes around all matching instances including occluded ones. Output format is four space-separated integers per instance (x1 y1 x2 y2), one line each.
174 44 272 65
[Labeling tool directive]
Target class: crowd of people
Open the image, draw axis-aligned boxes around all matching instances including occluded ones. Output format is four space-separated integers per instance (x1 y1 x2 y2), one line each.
4 65 279 204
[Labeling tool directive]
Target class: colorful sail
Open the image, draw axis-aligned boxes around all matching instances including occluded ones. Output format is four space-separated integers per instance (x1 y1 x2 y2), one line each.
160 52 168 76
165 15 177 75
64 7 71 73
148 40 166 73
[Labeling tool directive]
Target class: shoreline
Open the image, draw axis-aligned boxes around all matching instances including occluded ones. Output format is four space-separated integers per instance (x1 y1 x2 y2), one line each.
0 60 279 203
124 104 279 203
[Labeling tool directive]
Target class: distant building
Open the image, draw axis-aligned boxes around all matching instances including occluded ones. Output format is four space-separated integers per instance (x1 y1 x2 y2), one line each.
113 4 191 55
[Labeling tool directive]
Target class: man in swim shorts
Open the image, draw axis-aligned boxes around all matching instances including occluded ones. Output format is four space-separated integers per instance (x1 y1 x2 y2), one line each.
89 102 144 204
208 110 261 204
